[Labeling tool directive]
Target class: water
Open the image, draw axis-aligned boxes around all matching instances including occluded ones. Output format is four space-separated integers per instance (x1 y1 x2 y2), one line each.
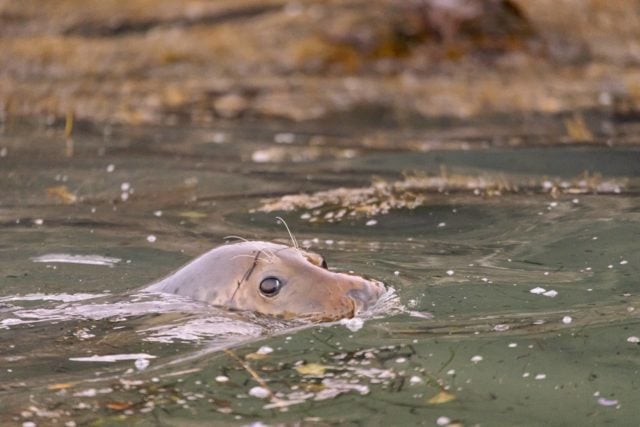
0 116 639 426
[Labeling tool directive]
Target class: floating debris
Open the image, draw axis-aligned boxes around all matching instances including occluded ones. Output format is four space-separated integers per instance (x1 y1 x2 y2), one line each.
428 391 456 405
46 185 77 204
295 363 329 377
257 173 629 222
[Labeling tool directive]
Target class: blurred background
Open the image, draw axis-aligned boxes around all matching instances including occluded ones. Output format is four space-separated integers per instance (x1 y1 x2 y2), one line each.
1 0 639 127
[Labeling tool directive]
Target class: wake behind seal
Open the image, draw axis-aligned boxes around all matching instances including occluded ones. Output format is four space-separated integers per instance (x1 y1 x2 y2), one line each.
145 241 386 322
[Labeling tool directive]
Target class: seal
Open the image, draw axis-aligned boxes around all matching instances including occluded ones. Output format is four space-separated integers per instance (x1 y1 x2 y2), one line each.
145 241 385 321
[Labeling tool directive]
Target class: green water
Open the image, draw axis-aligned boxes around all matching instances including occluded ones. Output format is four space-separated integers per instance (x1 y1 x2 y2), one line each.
0 116 639 426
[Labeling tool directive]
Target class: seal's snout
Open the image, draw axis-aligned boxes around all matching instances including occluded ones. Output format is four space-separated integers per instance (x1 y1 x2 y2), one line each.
346 279 385 313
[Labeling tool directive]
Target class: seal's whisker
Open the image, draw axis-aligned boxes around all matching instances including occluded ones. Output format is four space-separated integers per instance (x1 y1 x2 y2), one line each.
224 235 250 243
275 216 298 250
260 248 276 263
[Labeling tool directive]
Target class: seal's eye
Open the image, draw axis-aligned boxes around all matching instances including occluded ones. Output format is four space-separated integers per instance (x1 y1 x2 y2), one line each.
259 277 281 297
321 258 328 269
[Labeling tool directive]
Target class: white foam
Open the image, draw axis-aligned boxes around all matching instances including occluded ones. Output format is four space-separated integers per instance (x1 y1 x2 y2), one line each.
70 353 156 362
31 254 121 266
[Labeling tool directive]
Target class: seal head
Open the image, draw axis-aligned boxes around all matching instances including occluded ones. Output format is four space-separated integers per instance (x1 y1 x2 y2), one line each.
145 241 385 321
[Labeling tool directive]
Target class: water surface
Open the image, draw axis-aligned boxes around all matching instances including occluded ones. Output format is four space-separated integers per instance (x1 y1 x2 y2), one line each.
0 116 639 426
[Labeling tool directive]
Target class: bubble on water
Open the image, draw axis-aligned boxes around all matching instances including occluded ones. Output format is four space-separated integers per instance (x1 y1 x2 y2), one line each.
154 210 163 217
249 386 271 399
530 287 546 294
437 222 446 228
210 132 227 144
535 374 546 380
522 372 530 378
470 355 483 363
409 376 423 385
562 316 572 324
493 324 509 332
620 260 628 265
365 219 377 226
627 336 639 343
135 358 150 370
120 182 130 191
446 270 454 276
215 376 229 383
596 397 619 407
508 343 518 348
147 235 157 243
33 218 44 225
257 346 274 355
106 164 115 172
446 369 455 375
274 133 295 144
543 290 558 297
436 416 451 426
